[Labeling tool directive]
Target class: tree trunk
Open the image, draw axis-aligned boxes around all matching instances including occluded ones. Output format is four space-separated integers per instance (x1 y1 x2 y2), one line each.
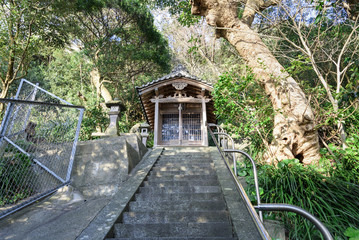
90 68 113 103
191 0 321 164
0 82 10 112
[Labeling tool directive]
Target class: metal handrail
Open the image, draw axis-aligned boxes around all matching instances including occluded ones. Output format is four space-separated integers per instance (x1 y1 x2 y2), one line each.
207 123 334 240
207 124 271 239
255 204 333 240
208 123 224 145
223 148 263 221
212 132 237 176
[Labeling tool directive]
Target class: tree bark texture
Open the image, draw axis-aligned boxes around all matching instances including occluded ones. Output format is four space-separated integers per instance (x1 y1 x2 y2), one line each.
191 0 321 164
90 68 113 103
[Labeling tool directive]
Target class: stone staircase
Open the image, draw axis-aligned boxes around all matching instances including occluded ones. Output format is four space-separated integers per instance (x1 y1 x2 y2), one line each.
106 147 238 239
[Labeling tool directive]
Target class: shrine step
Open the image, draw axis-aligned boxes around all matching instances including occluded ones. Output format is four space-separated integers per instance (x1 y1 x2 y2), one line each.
107 237 237 240
149 170 216 176
154 162 215 167
145 174 218 181
151 166 215 172
105 147 237 240
129 200 226 212
156 160 212 165
135 192 223 201
122 211 231 224
138 186 221 194
158 156 211 160
161 151 210 156
112 223 234 238
143 179 219 187
107 238 237 240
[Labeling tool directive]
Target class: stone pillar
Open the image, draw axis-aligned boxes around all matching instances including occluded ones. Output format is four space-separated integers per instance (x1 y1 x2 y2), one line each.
92 99 124 138
105 100 124 136
139 122 150 147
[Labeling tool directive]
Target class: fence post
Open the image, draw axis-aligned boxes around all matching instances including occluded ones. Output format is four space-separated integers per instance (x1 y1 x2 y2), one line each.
66 108 85 182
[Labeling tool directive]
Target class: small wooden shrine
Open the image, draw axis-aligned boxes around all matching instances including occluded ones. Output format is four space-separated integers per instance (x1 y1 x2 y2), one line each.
136 65 216 147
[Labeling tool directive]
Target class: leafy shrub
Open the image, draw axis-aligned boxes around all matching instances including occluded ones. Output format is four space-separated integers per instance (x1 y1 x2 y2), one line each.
80 105 108 140
243 159 359 239
213 70 274 157
320 134 359 184
0 145 34 206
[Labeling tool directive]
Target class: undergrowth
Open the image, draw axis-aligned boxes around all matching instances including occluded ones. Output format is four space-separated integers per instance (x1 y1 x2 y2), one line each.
240 156 359 240
0 145 34 206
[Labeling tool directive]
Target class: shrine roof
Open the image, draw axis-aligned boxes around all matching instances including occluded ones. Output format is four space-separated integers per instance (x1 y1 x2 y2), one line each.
136 65 216 129
136 65 213 91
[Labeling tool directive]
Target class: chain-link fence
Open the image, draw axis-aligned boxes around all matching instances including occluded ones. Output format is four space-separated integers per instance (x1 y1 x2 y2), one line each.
0 79 84 219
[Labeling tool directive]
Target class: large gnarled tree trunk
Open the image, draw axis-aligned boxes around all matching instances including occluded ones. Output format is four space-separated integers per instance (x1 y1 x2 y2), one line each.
90 68 113 103
191 0 321 164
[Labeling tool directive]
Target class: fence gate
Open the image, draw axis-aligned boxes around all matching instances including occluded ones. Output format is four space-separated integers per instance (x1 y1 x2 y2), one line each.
0 79 84 219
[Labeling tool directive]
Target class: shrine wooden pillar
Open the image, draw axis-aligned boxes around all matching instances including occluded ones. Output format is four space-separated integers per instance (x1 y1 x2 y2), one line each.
202 97 208 146
178 103 183 145
153 98 159 147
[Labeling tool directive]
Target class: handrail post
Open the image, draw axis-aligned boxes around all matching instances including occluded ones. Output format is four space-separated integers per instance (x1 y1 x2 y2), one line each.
224 149 263 222
213 132 237 176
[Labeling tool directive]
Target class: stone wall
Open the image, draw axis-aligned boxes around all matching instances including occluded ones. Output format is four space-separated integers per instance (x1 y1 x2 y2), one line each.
71 134 148 197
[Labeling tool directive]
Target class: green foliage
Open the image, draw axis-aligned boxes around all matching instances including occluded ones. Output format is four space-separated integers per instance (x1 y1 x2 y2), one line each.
75 0 105 12
64 0 172 133
213 70 273 156
0 0 74 98
27 49 93 105
345 227 359 240
28 0 170 140
149 0 200 26
80 105 108 141
146 131 154 148
321 134 359 183
0 145 34 206
74 0 171 74
117 0 171 70
243 159 359 239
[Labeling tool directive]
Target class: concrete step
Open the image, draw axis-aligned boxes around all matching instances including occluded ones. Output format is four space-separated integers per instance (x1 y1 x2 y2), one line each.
139 186 221 194
160 153 210 156
155 160 213 166
143 179 219 187
107 238 237 240
158 156 211 160
151 166 215 172
113 222 234 238
146 174 218 181
102 148 239 240
155 162 214 167
161 151 210 155
122 211 231 224
150 169 216 176
155 160 213 164
159 154 209 157
135 192 224 201
129 200 226 212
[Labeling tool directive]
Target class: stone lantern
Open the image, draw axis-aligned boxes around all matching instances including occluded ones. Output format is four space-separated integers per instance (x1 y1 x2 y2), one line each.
92 99 125 138
139 122 150 146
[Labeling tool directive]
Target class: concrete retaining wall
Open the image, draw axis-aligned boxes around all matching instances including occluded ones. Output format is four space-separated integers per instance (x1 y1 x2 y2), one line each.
71 134 148 197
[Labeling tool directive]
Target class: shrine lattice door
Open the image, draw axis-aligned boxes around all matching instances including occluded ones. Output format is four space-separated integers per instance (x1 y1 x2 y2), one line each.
182 113 202 145
160 108 202 146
